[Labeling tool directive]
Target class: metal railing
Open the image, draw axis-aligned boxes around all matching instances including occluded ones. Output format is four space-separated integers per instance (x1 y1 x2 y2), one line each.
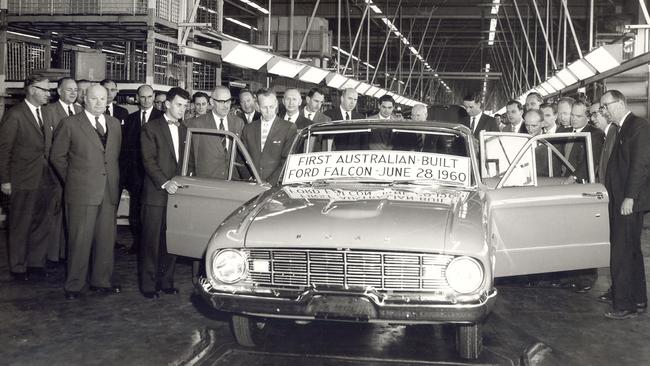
7 39 47 81
192 58 218 91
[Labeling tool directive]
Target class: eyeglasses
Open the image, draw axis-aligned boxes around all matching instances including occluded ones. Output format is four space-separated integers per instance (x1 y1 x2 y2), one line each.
211 97 232 104
31 85 50 92
600 100 618 111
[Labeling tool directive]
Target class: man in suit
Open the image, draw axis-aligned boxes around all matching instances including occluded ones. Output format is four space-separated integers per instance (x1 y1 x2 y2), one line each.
540 103 559 134
302 87 331 124
324 88 365 150
590 102 618 183
43 77 83 264
367 94 400 150
462 93 499 138
281 88 312 130
188 91 210 119
120 85 163 254
241 89 297 184
564 101 605 184
235 89 261 125
600 90 650 319
50 84 122 300
101 79 129 125
0 74 56 281
186 85 245 179
411 104 428 121
75 79 91 107
556 97 575 132
139 87 190 299
525 92 544 111
154 92 167 112
505 100 527 134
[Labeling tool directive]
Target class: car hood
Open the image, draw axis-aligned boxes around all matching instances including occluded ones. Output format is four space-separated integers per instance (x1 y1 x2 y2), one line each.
243 184 485 255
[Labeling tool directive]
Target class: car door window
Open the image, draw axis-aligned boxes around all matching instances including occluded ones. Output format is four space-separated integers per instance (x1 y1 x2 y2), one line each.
480 132 529 180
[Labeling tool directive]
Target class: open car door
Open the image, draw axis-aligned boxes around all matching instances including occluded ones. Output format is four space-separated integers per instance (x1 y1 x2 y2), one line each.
166 128 270 259
481 132 610 277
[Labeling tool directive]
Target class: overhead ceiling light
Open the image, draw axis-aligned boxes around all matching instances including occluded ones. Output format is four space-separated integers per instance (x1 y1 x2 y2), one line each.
584 44 622 73
325 73 349 89
374 89 388 98
547 76 565 91
535 86 549 97
356 82 371 94
239 0 269 14
266 56 306 78
365 85 380 96
298 66 330 84
540 81 557 93
221 40 272 69
567 59 597 80
395 96 405 104
556 68 578 86
225 17 258 30
341 78 360 89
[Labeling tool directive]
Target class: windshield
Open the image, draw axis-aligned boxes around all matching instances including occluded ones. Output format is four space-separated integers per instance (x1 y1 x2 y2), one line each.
283 126 473 188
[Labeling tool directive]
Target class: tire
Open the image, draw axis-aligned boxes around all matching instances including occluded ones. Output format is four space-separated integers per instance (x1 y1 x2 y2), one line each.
456 323 482 360
231 315 266 347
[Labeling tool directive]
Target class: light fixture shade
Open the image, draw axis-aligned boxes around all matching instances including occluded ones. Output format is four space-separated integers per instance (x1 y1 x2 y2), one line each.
221 40 273 70
547 76 565 91
325 73 349 89
535 86 549 97
365 85 380 96
567 59 596 80
556 68 578 87
584 44 622 73
341 78 360 89
373 89 388 98
298 66 330 84
266 56 306 78
355 82 371 94
394 96 405 104
540 81 557 93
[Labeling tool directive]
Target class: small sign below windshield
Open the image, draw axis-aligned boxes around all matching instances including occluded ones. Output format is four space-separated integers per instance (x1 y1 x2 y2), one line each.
283 150 471 187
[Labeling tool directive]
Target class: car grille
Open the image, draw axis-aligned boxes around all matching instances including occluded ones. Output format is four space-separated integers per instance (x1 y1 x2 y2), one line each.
245 249 454 292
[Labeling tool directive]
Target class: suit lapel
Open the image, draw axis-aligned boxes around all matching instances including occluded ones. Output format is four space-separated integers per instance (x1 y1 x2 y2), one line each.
178 125 187 172
20 102 43 137
79 113 105 151
106 117 120 154
159 119 178 162
263 117 284 153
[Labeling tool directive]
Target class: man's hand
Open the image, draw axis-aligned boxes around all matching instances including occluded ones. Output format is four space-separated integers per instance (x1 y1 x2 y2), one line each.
561 175 576 185
1 183 11 195
163 180 180 195
621 198 634 216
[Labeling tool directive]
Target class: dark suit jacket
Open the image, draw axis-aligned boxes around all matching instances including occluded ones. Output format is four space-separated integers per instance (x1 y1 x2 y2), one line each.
120 108 164 189
0 101 54 190
323 108 364 122
140 117 187 206
283 113 312 130
302 108 331 124
324 108 366 150
241 117 297 184
235 110 261 125
50 112 121 205
107 104 129 123
186 113 245 179
566 124 605 183
467 113 499 139
43 101 83 128
605 113 650 211
597 124 619 183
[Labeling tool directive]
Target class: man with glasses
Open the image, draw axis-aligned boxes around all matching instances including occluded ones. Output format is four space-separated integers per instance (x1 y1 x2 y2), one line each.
186 85 245 180
0 74 56 281
120 85 163 254
599 90 650 319
154 92 167 112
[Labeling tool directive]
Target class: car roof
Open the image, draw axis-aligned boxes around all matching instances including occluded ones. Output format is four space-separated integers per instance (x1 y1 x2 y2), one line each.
303 119 472 135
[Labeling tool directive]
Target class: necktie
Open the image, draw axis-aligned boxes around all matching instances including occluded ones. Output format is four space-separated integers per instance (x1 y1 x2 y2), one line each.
141 111 147 126
219 118 227 152
345 112 350 120
471 117 476 131
95 116 105 136
68 105 74 116
167 119 180 127
35 108 44 134
105 105 111 116
261 120 271 150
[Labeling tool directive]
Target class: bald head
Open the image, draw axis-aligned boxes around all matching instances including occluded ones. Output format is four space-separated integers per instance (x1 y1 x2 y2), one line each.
85 84 108 116
283 88 302 115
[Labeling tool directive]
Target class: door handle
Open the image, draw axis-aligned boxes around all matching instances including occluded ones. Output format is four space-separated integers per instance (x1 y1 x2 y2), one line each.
582 192 605 199
179 184 190 189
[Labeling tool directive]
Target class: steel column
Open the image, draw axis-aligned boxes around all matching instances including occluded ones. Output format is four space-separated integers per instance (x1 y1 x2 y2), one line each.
296 0 320 59
512 0 542 84
560 0 583 58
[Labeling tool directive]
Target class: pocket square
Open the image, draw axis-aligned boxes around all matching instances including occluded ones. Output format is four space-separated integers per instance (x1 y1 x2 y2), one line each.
272 140 281 144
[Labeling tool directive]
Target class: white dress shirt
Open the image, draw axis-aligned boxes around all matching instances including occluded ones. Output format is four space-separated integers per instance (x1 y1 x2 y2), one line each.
261 118 274 150
24 100 43 128
284 112 299 123
303 108 315 120
470 112 483 132
618 111 632 128
164 115 180 162
245 112 256 124
213 113 231 150
59 99 76 116
544 124 558 134
84 109 106 132
140 106 155 124
340 106 352 120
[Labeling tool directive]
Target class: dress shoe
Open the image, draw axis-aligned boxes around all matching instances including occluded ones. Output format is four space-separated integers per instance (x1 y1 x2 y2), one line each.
573 284 592 294
637 302 647 313
159 287 179 295
604 309 639 320
10 272 29 282
65 291 81 300
27 267 48 279
142 291 160 299
598 290 613 304
90 285 122 294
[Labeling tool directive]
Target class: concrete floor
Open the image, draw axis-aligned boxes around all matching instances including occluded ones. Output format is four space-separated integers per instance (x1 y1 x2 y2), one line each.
2 226 650 366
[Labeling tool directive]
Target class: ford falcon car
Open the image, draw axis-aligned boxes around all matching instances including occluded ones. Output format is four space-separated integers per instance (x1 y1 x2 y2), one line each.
166 120 609 359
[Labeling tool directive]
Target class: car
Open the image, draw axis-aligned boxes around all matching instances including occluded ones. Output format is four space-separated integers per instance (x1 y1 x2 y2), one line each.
166 120 609 359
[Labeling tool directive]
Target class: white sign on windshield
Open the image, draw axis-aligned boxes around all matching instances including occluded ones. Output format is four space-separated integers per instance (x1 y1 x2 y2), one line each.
283 150 471 187
285 187 470 205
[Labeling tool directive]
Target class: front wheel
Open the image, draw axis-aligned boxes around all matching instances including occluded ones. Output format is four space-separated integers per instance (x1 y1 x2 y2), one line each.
231 315 267 347
456 323 482 359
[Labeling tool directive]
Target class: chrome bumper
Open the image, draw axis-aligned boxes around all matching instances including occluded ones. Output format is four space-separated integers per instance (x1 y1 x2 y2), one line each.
196 277 497 324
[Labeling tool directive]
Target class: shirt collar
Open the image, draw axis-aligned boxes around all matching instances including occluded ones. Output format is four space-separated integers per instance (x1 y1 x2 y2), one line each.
619 111 632 127
545 124 557 134
58 99 74 110
84 109 104 124
575 125 586 133
340 106 352 119
285 111 299 120
471 112 483 121
140 106 154 115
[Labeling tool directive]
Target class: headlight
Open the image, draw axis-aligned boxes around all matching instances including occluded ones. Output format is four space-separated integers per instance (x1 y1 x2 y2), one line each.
445 256 484 294
212 249 248 284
